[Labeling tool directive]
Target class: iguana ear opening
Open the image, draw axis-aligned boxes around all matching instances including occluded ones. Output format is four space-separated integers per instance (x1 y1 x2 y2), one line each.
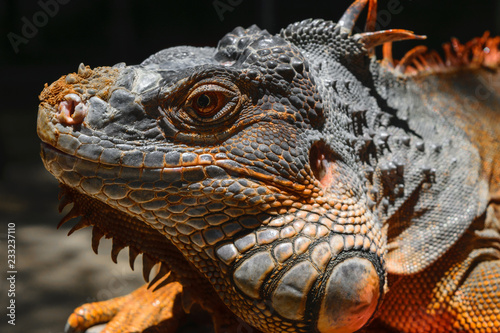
309 140 341 190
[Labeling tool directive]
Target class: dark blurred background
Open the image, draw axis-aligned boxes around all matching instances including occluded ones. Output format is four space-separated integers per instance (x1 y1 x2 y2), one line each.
0 0 498 332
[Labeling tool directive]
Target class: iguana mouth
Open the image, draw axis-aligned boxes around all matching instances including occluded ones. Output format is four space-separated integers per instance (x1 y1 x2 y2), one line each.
40 139 307 200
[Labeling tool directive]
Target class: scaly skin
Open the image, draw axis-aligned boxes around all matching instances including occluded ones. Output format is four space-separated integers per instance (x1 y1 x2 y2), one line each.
37 0 499 332
52 185 243 333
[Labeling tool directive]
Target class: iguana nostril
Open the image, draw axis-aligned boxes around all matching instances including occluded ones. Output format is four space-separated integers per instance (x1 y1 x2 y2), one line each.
57 93 88 126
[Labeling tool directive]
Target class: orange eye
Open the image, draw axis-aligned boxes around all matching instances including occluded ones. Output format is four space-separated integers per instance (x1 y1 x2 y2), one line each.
192 92 221 117
183 83 238 123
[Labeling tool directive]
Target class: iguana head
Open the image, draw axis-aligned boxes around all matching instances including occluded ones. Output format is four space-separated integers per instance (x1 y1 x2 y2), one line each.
37 0 492 332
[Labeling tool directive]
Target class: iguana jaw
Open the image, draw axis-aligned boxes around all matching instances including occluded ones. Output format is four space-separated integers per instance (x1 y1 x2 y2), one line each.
41 140 386 333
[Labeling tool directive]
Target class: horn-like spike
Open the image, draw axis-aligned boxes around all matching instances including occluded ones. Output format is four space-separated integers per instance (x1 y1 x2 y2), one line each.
57 206 82 229
67 216 92 236
356 29 426 50
382 42 394 66
142 254 157 282
427 50 445 67
148 263 170 289
411 57 425 72
338 0 369 34
111 239 126 264
442 42 457 66
152 273 176 292
91 226 105 254
417 54 432 68
395 45 428 73
469 36 487 65
129 246 140 270
181 287 197 313
364 0 378 33
484 35 500 67
450 37 465 58
58 186 67 200
58 194 73 213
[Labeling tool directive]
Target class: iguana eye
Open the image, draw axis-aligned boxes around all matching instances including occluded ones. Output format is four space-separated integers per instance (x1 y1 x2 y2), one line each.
184 83 238 122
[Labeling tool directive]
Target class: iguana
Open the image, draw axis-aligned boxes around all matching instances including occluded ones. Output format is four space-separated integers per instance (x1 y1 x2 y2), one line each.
37 0 500 332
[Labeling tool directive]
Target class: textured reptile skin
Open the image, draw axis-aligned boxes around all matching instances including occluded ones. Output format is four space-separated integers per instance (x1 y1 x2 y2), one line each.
37 0 499 332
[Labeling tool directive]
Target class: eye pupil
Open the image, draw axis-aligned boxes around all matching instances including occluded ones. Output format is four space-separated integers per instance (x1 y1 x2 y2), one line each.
188 88 226 119
197 94 211 108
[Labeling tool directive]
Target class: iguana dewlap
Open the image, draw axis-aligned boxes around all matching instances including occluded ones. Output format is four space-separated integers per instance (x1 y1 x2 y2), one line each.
37 0 500 332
